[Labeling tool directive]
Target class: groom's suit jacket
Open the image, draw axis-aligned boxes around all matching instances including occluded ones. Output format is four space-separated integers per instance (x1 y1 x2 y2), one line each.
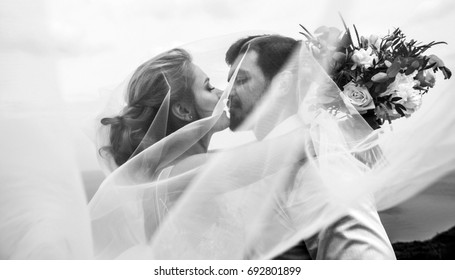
273 198 396 259
268 116 396 260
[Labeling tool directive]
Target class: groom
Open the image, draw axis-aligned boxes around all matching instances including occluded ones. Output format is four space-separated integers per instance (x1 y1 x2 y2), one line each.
225 34 396 259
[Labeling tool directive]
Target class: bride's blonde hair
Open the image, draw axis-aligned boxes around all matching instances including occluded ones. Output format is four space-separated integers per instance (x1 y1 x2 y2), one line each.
100 48 196 167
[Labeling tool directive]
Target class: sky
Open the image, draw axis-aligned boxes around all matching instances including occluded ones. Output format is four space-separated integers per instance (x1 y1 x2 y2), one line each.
2 0 454 102
55 0 455 102
1 0 454 172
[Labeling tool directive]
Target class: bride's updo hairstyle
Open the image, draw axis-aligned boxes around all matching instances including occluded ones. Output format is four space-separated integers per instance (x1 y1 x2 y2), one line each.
100 48 196 167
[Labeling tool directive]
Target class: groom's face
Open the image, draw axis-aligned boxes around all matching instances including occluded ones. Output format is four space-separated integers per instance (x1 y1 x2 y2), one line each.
227 50 269 131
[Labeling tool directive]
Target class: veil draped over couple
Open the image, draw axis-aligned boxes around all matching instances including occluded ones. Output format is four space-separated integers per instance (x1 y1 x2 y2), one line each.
1 30 455 259
89 32 455 259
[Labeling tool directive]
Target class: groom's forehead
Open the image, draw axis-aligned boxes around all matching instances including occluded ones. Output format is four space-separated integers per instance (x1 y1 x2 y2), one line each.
227 51 259 82
227 55 245 82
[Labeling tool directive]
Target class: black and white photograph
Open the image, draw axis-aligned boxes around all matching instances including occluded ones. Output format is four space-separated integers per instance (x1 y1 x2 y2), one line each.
1 0 455 277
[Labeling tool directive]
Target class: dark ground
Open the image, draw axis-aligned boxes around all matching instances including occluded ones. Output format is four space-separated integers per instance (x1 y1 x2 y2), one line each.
392 225 455 260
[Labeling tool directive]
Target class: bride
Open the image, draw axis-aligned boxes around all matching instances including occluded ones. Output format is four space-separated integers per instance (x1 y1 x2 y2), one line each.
96 48 227 173
89 45 231 258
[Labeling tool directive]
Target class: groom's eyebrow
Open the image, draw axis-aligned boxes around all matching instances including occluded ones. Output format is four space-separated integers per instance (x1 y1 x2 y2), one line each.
228 69 246 83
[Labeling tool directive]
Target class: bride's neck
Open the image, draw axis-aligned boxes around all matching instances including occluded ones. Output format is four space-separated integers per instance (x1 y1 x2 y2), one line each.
186 131 214 156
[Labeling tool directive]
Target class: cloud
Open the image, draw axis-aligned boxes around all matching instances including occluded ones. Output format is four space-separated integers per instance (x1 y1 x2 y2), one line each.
0 0 114 56
4 0 453 102
412 0 455 19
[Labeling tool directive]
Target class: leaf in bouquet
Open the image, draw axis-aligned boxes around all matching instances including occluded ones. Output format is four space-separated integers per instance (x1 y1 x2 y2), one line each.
384 41 393 49
415 41 448 56
390 96 402 102
397 43 408 56
353 24 362 47
392 37 402 48
394 103 407 117
338 13 349 31
405 66 416 75
424 62 437 70
371 72 389 83
428 54 445 67
414 45 431 56
338 32 353 48
420 57 430 68
393 28 402 37
379 103 393 125
395 107 405 117
374 82 389 95
299 24 315 39
299 32 313 41
387 61 401 77
440 66 452 79
407 39 417 50
386 101 393 110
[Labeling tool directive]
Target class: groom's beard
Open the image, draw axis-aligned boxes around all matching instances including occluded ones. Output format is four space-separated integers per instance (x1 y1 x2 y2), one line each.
229 95 252 131
229 108 244 131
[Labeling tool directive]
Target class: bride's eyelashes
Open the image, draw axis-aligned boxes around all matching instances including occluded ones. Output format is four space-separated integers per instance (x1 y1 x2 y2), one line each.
204 79 216 92
206 83 215 92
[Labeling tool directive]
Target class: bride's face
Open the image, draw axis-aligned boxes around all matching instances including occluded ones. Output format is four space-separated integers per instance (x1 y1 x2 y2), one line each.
191 64 223 119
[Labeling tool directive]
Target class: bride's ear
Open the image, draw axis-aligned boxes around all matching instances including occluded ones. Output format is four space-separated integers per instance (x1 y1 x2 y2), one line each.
171 102 194 122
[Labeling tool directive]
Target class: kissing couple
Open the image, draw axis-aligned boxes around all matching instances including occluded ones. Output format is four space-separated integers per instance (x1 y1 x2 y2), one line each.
91 30 455 260
3 31 452 260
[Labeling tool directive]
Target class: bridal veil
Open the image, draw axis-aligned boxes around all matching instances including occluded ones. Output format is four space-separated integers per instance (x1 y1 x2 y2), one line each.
91 30 455 259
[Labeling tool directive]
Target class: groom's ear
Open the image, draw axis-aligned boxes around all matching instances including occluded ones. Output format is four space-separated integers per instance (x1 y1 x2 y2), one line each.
171 102 193 122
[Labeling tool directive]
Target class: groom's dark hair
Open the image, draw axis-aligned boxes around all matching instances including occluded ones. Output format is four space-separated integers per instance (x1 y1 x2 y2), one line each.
225 35 300 80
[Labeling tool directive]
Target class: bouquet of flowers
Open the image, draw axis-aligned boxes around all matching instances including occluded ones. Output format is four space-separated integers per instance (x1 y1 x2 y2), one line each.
300 21 452 129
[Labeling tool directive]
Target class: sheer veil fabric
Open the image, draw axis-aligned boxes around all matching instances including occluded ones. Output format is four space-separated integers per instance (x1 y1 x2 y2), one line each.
91 31 455 259
90 4 455 260
2 1 455 260
0 1 93 257
144 44 385 259
0 117 94 259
